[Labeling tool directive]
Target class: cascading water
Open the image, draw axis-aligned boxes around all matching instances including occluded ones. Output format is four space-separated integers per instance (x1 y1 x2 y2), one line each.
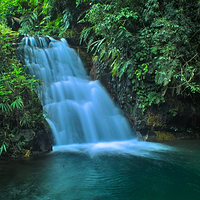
19 36 134 145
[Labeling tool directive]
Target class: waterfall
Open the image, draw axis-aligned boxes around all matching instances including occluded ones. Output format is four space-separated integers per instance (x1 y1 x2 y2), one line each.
19 36 134 145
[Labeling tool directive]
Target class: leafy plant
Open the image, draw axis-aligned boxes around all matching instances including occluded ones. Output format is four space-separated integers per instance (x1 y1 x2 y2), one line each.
0 24 46 157
79 0 200 111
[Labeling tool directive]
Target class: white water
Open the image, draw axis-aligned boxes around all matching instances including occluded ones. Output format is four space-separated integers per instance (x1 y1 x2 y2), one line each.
20 36 133 145
52 139 176 160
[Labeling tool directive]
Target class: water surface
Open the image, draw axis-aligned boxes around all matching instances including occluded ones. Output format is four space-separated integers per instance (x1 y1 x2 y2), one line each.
1 140 200 200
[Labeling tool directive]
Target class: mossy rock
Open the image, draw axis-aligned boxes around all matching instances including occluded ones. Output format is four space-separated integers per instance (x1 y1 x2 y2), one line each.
147 113 163 128
153 131 175 141
148 131 176 141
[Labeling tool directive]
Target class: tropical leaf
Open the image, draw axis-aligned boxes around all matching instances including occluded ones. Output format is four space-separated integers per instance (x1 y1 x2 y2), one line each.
11 96 24 110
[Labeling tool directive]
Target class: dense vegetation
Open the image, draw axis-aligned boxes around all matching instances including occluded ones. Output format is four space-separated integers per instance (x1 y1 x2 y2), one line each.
0 1 49 157
79 0 200 109
0 24 49 157
0 0 200 156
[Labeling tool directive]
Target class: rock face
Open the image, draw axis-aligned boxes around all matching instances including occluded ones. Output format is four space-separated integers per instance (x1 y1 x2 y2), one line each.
86 59 200 141
26 128 52 155
7 127 52 158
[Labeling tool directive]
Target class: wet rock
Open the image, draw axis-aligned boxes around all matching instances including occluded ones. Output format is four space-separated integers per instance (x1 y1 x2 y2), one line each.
11 128 52 157
147 113 163 128
29 129 52 154
136 131 148 141
13 129 35 142
148 131 175 141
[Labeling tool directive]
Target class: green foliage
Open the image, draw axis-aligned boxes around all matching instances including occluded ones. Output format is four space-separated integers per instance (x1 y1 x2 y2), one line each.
0 0 21 21
79 0 200 111
79 2 138 77
0 24 45 157
18 0 77 36
0 24 17 68
20 9 39 33
0 0 85 36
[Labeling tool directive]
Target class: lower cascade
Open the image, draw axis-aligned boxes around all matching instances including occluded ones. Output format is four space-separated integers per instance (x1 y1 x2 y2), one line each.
19 36 133 145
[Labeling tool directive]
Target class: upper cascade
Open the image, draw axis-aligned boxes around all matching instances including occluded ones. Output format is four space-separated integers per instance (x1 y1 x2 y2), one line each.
20 36 134 145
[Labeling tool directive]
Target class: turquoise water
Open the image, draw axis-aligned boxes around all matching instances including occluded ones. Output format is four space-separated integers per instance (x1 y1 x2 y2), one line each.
0 140 200 200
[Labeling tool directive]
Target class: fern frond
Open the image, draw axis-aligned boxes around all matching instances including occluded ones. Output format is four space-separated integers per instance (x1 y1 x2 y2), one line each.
80 27 94 44
89 38 106 53
20 111 31 127
119 59 133 79
62 9 73 30
20 9 39 32
0 103 12 112
99 44 107 61
11 96 24 110
111 59 119 76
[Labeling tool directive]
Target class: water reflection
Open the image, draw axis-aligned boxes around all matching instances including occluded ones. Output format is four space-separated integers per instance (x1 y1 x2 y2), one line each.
1 140 200 200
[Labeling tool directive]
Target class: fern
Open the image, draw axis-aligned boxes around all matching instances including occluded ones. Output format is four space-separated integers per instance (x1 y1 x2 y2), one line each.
0 143 7 156
80 27 94 45
119 59 133 79
98 43 107 61
0 103 12 112
89 38 106 53
62 8 73 29
20 111 32 127
11 96 24 110
20 9 39 33
111 59 119 76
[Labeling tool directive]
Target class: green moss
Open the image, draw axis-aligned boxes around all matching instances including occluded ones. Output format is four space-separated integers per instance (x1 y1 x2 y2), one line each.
154 131 175 141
